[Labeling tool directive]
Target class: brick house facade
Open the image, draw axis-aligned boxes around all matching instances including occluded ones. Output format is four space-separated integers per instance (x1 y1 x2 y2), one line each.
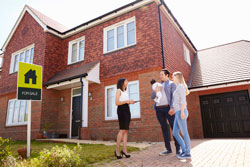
1 0 249 141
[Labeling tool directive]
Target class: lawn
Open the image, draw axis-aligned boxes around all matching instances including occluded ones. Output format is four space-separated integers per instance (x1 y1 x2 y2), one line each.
9 140 139 166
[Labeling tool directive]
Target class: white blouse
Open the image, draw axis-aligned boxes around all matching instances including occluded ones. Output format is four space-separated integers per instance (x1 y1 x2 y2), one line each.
118 89 129 102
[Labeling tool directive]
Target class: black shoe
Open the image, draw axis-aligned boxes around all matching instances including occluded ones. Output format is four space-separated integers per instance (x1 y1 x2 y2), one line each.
176 150 181 155
121 150 131 158
114 151 122 159
159 150 172 156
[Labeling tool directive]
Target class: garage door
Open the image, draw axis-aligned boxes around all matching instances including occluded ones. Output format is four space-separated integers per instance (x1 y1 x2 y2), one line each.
200 90 250 138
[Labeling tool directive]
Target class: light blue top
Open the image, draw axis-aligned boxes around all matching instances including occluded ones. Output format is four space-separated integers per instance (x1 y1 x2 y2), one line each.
173 84 187 112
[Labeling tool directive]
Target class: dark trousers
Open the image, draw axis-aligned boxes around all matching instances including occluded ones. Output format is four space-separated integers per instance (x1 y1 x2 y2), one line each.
156 106 180 152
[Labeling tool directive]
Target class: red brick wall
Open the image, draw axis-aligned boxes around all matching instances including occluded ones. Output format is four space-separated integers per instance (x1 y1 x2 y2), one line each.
42 2 162 83
160 9 195 82
187 84 250 138
0 12 46 96
0 92 42 140
85 68 164 142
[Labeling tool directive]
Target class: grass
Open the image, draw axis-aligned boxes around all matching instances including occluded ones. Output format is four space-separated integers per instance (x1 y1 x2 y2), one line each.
9 140 139 166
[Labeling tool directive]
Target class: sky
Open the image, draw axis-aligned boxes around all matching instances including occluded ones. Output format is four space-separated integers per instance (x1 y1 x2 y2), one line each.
0 0 250 59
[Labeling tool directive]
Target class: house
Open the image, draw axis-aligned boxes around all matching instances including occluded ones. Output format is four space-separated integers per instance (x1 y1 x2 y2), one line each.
0 0 196 141
25 69 37 84
0 0 248 142
187 40 250 138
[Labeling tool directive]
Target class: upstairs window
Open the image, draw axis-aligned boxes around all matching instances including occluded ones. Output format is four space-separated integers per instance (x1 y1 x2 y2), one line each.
68 36 85 65
104 17 136 53
9 44 34 74
184 44 191 65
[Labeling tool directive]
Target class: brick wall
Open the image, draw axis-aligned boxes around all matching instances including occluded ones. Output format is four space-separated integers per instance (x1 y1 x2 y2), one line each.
160 9 195 82
0 92 42 140
0 12 46 96
42 2 162 83
85 68 164 142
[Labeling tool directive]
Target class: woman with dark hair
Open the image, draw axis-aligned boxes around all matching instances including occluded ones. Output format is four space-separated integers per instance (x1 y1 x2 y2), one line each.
115 78 135 159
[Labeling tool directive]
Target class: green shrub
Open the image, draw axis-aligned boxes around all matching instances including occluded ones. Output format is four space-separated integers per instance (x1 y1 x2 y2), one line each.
0 137 12 165
18 144 86 167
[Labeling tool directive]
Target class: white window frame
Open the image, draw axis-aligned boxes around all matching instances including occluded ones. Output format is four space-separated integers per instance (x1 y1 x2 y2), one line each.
105 80 140 120
0 54 3 69
183 44 191 65
103 16 136 54
5 99 28 126
9 44 34 74
68 36 85 65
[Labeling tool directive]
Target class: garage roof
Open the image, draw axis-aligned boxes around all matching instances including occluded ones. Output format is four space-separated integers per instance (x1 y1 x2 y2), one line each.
189 40 250 89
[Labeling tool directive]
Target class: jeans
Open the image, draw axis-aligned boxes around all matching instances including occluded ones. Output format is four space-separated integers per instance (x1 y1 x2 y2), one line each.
156 106 180 152
173 108 191 154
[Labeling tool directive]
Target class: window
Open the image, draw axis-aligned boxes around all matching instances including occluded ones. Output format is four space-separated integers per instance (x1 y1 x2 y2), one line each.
103 17 136 53
68 36 85 64
105 80 140 120
72 87 81 96
183 44 191 65
10 44 34 73
6 99 28 126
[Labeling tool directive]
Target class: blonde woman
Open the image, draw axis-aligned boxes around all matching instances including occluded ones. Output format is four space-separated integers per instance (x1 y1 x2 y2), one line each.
172 71 191 159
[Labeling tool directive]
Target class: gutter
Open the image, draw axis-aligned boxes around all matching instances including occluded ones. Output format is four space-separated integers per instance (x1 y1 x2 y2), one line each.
158 0 165 69
189 79 250 92
79 77 84 140
188 52 197 88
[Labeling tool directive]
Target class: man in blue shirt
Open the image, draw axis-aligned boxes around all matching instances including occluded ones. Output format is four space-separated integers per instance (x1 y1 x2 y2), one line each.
151 69 180 155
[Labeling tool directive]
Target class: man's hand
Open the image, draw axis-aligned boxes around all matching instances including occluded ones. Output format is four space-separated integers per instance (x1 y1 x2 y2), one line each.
181 111 185 120
169 109 175 116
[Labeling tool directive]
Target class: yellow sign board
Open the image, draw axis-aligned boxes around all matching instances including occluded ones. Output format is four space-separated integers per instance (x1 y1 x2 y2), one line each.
17 62 42 100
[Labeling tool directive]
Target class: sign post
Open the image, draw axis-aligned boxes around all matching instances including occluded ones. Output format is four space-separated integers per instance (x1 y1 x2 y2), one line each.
17 62 42 158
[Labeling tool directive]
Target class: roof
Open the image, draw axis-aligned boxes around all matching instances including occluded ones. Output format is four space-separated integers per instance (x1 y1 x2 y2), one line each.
189 40 250 89
45 61 99 86
27 5 68 32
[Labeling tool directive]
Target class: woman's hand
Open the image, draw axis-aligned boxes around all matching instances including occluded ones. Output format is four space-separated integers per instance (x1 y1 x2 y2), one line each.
181 111 185 120
127 100 135 104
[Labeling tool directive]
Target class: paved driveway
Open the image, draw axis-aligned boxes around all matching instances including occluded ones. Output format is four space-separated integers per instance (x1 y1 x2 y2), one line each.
96 139 250 167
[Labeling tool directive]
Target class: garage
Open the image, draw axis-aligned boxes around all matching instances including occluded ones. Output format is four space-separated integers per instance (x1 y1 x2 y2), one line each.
200 90 250 138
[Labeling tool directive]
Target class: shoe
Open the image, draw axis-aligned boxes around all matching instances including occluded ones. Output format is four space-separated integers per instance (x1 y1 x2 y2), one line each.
176 150 181 155
121 150 131 158
114 151 122 159
159 150 172 156
177 153 191 159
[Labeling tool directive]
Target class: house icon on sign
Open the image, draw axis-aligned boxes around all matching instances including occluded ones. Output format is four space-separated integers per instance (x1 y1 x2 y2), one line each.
25 69 37 84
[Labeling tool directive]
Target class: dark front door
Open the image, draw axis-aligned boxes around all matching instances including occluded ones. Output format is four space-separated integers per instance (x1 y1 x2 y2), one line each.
71 96 81 138
200 90 250 138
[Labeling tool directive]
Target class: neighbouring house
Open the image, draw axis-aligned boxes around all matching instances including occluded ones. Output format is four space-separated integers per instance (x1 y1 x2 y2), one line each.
0 0 249 142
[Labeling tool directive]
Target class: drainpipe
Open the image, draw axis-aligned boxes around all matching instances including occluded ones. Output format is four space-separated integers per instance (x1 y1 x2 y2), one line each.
158 0 165 69
79 77 84 140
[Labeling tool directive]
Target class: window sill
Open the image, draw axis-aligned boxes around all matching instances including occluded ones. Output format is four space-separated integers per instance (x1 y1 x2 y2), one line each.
5 123 27 127
104 117 141 122
67 60 84 66
104 44 136 55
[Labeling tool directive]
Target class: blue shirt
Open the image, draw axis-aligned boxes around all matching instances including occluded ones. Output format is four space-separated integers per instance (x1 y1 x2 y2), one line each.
151 80 176 109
